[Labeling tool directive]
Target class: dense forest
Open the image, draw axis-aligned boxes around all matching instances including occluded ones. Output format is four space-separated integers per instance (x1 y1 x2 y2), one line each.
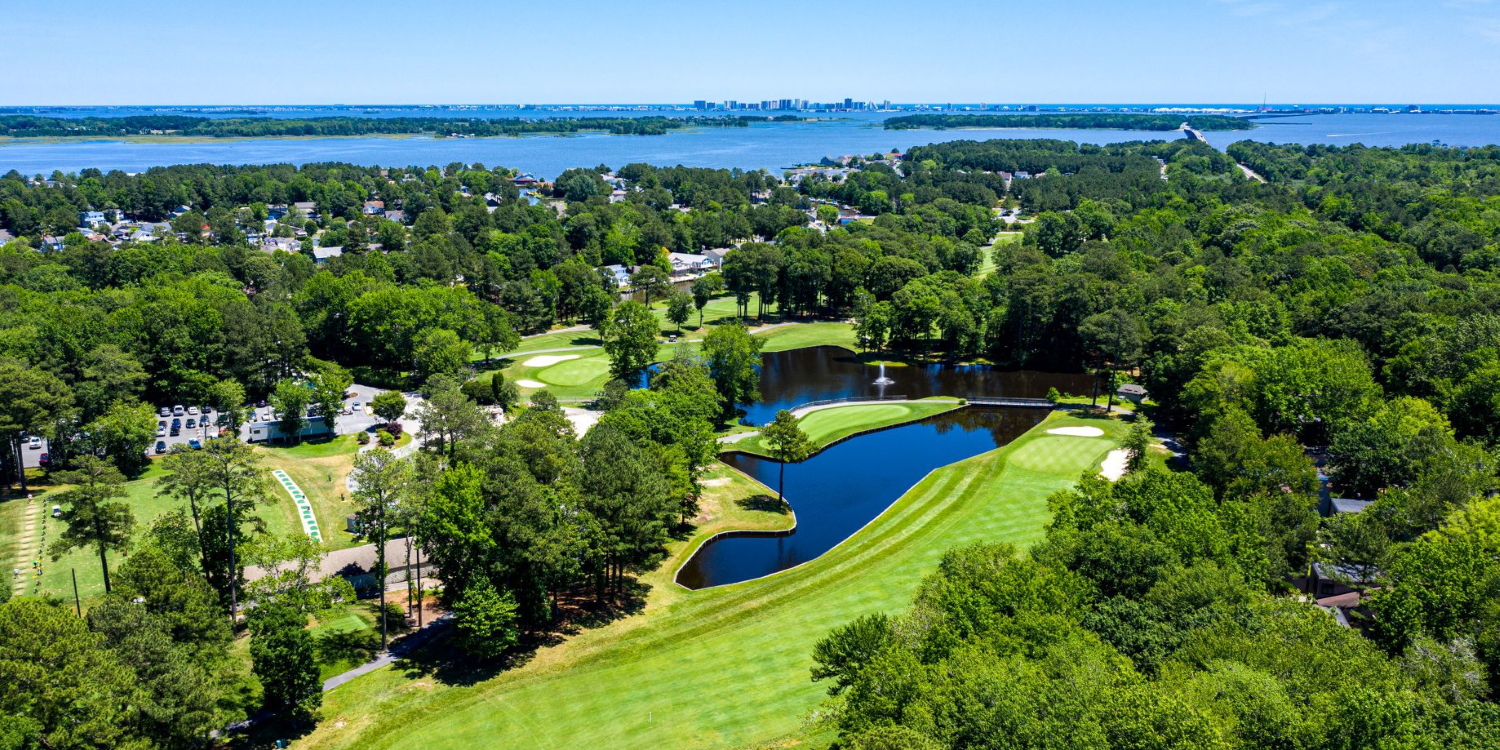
884 113 1253 131
0 114 776 139
5 134 1500 746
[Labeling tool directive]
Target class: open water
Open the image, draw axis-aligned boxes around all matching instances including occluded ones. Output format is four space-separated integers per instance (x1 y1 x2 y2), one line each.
6 109 1500 178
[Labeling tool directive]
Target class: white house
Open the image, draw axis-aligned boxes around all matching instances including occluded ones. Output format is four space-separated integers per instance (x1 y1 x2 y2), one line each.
79 210 108 227
668 252 715 277
313 246 344 263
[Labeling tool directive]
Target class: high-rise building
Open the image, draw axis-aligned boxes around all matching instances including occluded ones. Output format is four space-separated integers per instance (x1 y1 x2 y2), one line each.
693 100 708 110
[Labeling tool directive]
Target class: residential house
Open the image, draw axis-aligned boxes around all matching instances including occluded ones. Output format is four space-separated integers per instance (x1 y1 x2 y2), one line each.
383 209 406 224
79 210 107 227
702 248 731 268
312 246 344 263
0 229 14 244
1320 496 1374 518
292 201 318 217
668 252 716 278
260 237 301 254
362 200 385 215
602 264 633 288
608 189 627 204
243 536 434 597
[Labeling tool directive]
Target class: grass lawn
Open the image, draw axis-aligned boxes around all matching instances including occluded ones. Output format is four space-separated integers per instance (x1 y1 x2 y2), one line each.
12 436 360 604
300 411 1124 750
254 434 363 552
732 399 963 457
757 321 855 352
488 321 857 402
979 232 1021 279
650 291 765 333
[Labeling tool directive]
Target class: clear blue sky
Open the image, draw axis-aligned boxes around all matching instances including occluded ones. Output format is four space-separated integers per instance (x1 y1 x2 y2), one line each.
4 0 1498 105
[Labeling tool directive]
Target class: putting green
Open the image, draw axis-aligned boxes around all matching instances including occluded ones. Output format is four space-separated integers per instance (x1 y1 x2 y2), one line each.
535 354 612 387
303 412 1123 750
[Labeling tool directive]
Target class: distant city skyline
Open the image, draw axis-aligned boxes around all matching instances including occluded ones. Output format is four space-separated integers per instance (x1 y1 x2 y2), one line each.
4 0 1500 105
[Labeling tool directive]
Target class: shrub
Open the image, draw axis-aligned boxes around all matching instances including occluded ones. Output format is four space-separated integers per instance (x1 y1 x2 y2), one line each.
384 421 403 438
377 429 395 447
356 431 370 445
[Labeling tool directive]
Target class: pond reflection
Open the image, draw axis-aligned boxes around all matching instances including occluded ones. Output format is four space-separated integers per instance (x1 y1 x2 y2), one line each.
742 346 1095 425
677 407 1048 589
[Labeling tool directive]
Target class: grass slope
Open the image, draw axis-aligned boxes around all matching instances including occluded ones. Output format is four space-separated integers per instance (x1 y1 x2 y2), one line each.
302 412 1123 750
733 400 962 457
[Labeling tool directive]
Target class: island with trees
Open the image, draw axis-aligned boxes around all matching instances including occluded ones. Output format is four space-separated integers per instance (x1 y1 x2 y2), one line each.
0 114 793 140
884 112 1254 131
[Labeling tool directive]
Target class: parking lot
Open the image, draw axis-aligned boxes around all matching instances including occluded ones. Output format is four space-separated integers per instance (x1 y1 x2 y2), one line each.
20 383 393 468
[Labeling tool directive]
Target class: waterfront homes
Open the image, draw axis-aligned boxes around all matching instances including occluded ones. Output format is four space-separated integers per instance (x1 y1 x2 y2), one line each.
668 252 716 276
603 264 632 288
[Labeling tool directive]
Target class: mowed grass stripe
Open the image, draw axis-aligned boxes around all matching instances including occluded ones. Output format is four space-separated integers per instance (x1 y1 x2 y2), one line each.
309 413 1121 750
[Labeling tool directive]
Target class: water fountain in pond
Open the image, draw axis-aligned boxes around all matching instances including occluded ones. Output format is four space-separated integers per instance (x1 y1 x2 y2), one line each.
873 361 895 386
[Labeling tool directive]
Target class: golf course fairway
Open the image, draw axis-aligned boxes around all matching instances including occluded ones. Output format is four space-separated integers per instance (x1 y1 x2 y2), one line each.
302 411 1123 750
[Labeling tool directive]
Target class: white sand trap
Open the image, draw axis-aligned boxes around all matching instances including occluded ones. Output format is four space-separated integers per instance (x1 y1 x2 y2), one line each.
523 354 581 368
562 407 601 435
1099 449 1130 481
1047 426 1105 437
515 379 547 389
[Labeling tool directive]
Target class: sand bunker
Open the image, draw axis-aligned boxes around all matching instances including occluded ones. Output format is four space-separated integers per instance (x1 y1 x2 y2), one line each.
515 379 547 389
1099 449 1129 481
522 354 581 368
1047 426 1105 437
562 407 601 435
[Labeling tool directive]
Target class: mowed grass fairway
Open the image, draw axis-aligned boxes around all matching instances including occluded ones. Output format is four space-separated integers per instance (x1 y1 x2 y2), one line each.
493 321 857 401
733 399 963 457
302 412 1124 750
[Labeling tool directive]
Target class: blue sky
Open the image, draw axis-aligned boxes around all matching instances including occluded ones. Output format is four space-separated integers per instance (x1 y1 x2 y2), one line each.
3 0 1498 105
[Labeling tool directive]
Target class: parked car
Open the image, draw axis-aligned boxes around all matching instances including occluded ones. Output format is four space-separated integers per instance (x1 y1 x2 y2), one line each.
27 436 41 449
187 406 199 416
170 427 180 436
171 418 181 428
352 401 362 412
172 405 185 416
188 440 203 450
158 407 171 417
156 427 166 437
155 441 167 454
186 418 196 429
256 400 267 408
38 453 49 468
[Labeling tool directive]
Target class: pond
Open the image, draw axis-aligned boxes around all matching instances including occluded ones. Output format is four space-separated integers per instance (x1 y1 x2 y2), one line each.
741 346 1096 425
676 407 1049 589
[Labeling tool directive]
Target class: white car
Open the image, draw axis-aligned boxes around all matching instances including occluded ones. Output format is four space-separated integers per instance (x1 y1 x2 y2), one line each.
188 406 199 416
27 436 41 449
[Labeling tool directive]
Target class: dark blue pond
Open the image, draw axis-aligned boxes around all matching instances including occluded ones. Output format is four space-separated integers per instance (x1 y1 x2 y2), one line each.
676 407 1048 589
739 346 1095 426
